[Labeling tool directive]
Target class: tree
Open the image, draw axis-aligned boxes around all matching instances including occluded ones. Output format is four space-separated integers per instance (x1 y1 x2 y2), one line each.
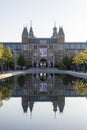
25 60 32 68
73 49 87 65
17 54 26 67
3 47 14 71
0 43 4 60
55 55 73 70
63 55 72 70
55 60 66 69
72 79 87 95
72 49 87 72
17 75 25 87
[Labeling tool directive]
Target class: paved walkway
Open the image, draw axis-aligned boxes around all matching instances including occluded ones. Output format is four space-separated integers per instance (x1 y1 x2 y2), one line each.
0 68 87 80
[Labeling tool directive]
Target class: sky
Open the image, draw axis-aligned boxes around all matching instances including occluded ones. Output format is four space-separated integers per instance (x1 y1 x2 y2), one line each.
0 0 87 42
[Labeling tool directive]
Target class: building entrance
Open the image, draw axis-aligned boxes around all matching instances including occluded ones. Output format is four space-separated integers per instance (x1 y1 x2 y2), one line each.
39 59 48 68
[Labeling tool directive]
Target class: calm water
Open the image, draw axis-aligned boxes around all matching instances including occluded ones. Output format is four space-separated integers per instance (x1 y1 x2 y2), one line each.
0 73 87 130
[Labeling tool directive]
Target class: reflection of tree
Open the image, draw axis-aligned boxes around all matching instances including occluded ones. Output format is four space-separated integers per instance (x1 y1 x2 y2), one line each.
72 80 87 95
17 74 31 87
53 74 79 87
17 75 25 87
62 75 77 87
0 91 3 107
0 78 14 107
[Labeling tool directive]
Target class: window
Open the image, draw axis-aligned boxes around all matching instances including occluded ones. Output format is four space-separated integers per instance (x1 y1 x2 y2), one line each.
76 44 81 49
12 44 16 49
82 44 87 49
70 44 75 49
17 44 21 49
40 40 47 44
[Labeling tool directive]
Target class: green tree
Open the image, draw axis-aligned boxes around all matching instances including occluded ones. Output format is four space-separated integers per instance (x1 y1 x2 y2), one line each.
55 61 66 69
63 55 72 70
25 60 32 68
3 47 14 62
0 43 4 60
0 78 14 107
17 54 26 68
17 75 25 87
3 47 14 71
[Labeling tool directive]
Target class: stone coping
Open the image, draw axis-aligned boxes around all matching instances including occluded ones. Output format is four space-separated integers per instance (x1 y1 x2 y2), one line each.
0 68 87 80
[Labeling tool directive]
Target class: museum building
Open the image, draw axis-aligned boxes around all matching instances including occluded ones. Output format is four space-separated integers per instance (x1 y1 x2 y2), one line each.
2 24 87 67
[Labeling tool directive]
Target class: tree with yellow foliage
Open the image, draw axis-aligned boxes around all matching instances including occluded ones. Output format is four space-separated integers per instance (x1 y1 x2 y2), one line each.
72 49 87 72
3 47 14 71
0 43 14 72
72 79 87 95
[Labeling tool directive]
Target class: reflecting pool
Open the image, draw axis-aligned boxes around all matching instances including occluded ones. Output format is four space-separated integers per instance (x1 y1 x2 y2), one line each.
0 74 87 130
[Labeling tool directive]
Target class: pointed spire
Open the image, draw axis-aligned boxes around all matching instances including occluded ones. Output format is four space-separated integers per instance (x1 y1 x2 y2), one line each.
22 97 28 113
22 27 28 37
58 97 65 113
58 26 65 43
29 21 35 39
22 26 29 43
54 111 57 119
51 22 58 38
58 27 64 35
53 101 57 113
29 101 34 119
54 20 56 27
30 20 32 27
30 111 32 119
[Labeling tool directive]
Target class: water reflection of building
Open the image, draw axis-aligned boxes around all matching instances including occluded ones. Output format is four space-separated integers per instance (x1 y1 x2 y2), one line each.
21 74 65 115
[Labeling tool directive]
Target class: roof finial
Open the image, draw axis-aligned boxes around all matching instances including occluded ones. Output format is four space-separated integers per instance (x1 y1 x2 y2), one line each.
30 111 32 119
54 20 56 27
30 20 32 27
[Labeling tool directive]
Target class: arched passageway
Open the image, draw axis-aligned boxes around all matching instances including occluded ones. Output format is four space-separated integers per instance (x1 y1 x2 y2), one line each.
39 59 48 68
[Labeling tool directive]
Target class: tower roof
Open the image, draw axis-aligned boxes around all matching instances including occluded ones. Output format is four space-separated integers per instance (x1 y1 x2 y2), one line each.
29 26 35 39
29 101 34 112
51 25 58 38
22 27 28 37
58 27 64 35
